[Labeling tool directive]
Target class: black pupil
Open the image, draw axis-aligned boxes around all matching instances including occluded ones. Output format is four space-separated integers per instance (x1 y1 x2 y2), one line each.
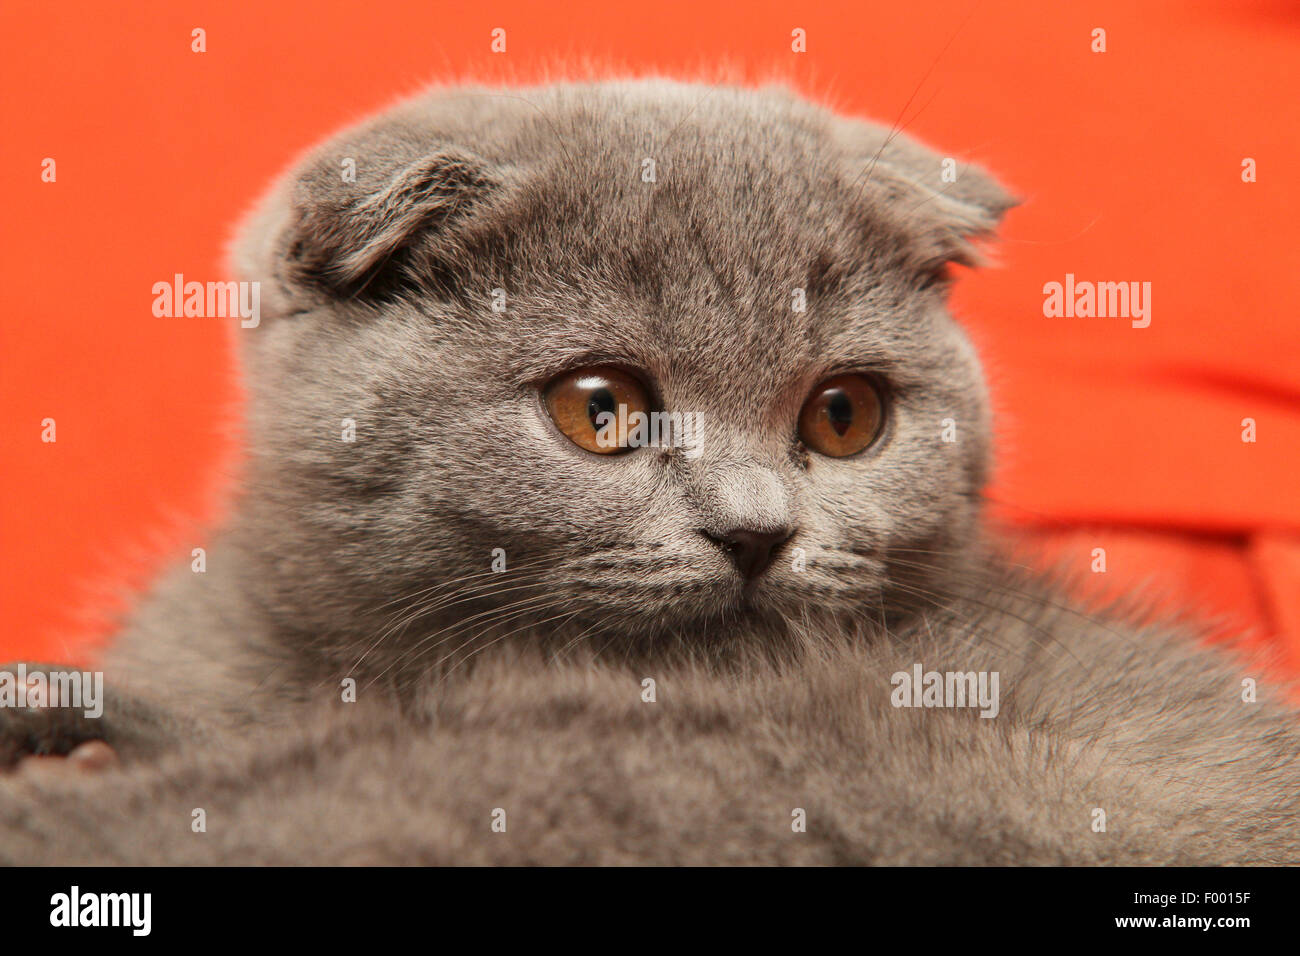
826 389 853 436
587 387 617 430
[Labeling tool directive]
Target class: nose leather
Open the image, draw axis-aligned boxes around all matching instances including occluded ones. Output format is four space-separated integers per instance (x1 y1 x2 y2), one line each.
703 527 793 580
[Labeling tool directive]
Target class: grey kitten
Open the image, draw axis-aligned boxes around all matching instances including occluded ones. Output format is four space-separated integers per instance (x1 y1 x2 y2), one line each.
2 79 1297 865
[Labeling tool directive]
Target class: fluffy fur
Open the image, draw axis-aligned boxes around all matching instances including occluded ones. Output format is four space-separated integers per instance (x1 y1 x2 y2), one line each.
2 80 1297 865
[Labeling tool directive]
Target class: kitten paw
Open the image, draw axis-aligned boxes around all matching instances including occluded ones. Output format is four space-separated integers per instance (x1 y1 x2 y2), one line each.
0 662 125 770
14 741 120 777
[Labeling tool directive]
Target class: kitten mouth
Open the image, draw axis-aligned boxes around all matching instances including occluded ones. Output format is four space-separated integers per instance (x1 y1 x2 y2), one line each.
720 575 784 616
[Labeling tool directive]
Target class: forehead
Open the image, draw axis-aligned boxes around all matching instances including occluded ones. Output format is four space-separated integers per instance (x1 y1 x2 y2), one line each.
468 86 929 394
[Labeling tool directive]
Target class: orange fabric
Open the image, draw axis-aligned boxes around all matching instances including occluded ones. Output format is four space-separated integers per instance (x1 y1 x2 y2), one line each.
1251 534 1300 674
1 0 1297 672
1015 528 1300 676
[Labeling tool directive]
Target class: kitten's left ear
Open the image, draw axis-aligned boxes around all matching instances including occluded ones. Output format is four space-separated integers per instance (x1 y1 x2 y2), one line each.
835 119 1019 269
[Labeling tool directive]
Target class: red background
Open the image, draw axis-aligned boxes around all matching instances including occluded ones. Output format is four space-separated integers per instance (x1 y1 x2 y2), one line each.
2 0 1298 671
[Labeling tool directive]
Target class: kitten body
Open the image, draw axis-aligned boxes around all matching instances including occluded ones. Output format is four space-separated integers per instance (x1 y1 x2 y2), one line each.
3 80 1297 864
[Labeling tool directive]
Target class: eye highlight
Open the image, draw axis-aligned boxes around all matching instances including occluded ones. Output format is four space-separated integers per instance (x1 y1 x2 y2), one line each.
798 374 885 458
543 365 652 455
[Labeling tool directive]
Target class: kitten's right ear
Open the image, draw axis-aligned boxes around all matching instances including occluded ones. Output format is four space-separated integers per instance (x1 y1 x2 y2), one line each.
232 136 505 307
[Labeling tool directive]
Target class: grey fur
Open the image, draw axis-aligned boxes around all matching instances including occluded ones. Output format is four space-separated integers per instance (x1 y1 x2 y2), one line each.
2 79 1296 865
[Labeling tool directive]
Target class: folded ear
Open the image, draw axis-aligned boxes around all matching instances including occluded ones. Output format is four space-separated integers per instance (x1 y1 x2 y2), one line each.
834 119 1018 272
232 131 506 308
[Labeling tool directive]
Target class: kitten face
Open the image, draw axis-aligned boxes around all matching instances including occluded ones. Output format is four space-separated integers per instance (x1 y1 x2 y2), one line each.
230 80 1013 674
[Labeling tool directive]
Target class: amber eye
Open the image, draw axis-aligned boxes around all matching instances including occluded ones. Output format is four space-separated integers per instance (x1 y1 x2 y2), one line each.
543 365 653 455
798 374 885 457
